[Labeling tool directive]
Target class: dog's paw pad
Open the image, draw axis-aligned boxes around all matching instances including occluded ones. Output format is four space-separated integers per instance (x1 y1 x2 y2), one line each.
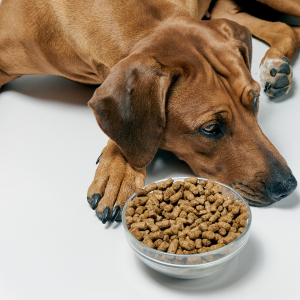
260 57 293 98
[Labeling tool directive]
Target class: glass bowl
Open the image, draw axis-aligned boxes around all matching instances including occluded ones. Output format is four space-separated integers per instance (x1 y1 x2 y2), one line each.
122 177 252 279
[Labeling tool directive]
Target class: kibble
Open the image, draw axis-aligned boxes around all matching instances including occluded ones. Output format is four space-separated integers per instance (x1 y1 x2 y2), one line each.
126 178 249 255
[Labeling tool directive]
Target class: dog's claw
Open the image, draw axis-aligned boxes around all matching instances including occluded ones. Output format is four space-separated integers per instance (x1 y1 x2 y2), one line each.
96 153 103 165
110 206 121 223
91 194 101 210
282 57 290 64
102 207 111 224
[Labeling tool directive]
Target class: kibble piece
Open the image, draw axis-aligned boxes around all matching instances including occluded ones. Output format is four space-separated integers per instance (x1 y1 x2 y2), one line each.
202 231 215 240
240 206 249 214
187 213 197 225
130 228 144 241
219 215 232 224
211 183 222 194
145 183 158 193
154 239 163 248
158 178 174 190
172 181 183 191
145 219 160 232
202 239 211 247
125 216 134 227
147 195 160 207
223 198 235 208
198 248 207 254
163 235 170 243
238 227 245 234
195 239 202 249
143 236 155 248
156 215 163 222
135 206 146 215
125 207 135 217
205 201 211 213
167 239 179 254
218 221 231 231
202 213 213 221
214 233 222 241
152 190 163 201
223 232 238 245
184 177 198 185
157 241 170 252
179 210 187 218
176 248 184 255
147 206 157 218
131 221 147 231
207 195 215 203
209 211 220 223
163 204 174 212
149 231 164 240
184 190 195 200
209 244 225 251
156 220 170 229
198 209 208 216
208 223 219 232
221 207 228 216
166 206 182 220
240 219 247 227
199 222 208 231
236 213 250 223
164 187 175 201
170 191 183 204
135 188 148 197
219 228 227 236
179 238 195 250
187 227 202 239
197 184 204 195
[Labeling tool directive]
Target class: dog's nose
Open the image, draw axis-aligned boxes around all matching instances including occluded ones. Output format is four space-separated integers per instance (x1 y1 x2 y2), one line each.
267 173 297 201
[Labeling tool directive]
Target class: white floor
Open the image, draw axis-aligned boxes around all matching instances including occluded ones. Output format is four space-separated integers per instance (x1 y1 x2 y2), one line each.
1 36 300 299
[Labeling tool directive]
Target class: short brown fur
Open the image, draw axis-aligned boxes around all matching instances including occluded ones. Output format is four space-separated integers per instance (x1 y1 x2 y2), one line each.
0 0 298 221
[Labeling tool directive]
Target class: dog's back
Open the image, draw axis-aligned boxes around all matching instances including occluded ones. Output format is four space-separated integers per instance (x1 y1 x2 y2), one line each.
0 0 200 86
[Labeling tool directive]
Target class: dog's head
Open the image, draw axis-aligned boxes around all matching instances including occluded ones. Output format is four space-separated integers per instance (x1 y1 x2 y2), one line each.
88 18 297 206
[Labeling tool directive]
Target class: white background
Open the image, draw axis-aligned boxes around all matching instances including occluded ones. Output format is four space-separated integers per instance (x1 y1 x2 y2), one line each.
1 34 300 299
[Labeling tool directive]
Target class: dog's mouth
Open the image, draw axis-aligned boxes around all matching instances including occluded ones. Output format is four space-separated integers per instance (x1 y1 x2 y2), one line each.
230 182 279 207
230 177 297 207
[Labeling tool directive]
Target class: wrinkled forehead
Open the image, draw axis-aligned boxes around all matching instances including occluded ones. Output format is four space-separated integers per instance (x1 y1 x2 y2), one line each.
167 58 260 129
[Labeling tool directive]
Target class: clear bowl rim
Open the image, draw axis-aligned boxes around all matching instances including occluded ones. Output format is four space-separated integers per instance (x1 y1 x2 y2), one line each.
122 176 252 264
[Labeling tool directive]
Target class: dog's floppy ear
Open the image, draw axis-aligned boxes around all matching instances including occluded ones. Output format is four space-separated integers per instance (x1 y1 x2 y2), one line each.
88 54 173 168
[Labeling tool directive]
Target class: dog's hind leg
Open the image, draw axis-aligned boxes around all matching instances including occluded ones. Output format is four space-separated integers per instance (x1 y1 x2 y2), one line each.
211 0 299 98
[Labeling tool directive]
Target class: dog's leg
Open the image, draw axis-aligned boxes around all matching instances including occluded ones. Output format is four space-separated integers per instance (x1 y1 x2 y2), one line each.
87 139 146 224
211 0 299 97
256 0 300 18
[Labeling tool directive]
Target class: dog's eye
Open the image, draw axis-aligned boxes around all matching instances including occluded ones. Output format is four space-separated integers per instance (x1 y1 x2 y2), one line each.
253 96 259 113
201 123 224 139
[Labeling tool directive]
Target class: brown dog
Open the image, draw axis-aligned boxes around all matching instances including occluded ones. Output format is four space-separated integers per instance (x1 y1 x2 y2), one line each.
0 0 298 224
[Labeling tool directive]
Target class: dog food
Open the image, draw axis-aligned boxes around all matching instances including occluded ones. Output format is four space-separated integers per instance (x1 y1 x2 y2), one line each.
125 178 249 255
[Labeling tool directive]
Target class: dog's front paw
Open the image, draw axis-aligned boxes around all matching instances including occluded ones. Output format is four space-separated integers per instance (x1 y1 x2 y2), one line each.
260 55 293 98
87 140 146 224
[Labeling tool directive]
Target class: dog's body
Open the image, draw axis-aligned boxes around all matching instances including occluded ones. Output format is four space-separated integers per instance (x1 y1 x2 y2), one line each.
0 0 299 223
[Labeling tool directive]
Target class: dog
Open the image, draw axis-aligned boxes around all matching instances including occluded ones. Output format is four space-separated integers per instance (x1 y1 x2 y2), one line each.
0 0 298 224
